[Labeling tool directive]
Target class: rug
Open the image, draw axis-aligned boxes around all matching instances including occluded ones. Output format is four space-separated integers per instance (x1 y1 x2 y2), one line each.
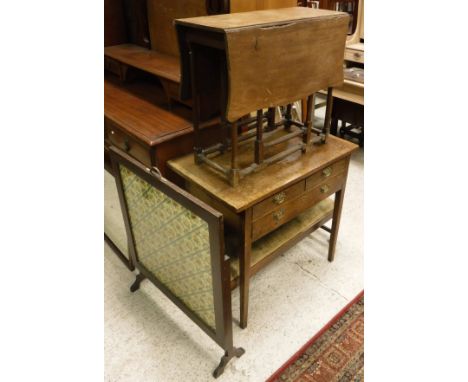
267 291 364 382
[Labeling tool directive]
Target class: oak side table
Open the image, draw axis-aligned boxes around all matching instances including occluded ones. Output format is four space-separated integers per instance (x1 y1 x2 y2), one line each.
168 133 357 328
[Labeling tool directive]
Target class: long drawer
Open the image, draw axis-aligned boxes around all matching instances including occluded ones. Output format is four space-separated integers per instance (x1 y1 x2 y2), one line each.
252 173 345 241
105 119 152 167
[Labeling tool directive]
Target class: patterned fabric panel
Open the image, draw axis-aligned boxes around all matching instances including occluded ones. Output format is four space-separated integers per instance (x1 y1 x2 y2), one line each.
119 165 216 330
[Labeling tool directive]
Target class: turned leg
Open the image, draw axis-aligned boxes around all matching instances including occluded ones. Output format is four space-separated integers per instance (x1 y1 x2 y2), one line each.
285 103 293 132
267 107 276 131
229 121 240 187
303 94 315 152
254 109 264 164
322 87 334 143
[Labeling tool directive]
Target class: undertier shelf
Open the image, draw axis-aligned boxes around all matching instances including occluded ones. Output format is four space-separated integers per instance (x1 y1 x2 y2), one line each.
230 197 334 280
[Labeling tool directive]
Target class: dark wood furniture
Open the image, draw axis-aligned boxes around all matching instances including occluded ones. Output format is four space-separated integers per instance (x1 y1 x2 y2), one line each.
175 8 349 186
104 75 225 174
299 0 360 36
104 0 357 334
300 0 364 145
331 97 364 146
104 0 230 105
168 132 357 328
109 146 244 378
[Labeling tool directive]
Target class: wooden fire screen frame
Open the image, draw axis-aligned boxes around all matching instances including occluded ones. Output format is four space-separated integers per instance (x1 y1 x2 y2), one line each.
109 146 244 378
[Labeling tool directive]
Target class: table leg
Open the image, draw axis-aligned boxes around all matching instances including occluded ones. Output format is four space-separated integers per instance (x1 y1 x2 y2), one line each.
330 117 339 136
328 186 346 262
239 208 252 329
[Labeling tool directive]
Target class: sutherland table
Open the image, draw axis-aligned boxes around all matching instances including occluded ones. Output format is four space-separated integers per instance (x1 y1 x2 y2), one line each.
168 133 357 328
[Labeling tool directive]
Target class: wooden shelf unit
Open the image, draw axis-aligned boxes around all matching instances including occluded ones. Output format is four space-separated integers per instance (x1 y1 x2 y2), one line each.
105 44 180 83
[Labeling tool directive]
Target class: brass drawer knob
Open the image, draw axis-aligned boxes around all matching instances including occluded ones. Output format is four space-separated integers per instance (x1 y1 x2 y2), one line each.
320 185 330 194
273 192 286 205
273 208 285 223
322 167 332 177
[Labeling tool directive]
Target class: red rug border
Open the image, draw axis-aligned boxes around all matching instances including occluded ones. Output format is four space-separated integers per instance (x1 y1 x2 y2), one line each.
266 290 364 382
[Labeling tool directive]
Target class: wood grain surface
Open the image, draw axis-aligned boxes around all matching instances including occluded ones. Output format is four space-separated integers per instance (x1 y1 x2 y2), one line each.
176 8 349 122
104 44 181 83
104 77 192 146
147 0 208 57
230 0 298 13
176 7 342 30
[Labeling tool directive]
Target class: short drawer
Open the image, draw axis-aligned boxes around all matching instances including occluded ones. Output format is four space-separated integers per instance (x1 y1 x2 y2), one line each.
252 180 305 221
105 120 152 167
344 48 364 64
305 158 348 191
252 174 344 241
104 57 122 76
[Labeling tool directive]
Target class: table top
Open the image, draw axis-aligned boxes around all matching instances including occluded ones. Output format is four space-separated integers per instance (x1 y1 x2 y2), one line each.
168 134 357 213
175 7 345 32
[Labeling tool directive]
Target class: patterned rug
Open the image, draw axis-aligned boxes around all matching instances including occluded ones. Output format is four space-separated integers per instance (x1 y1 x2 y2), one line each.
267 291 364 382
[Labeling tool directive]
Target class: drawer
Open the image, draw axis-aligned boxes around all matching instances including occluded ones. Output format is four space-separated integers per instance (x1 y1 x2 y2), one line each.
344 49 364 64
252 180 305 221
305 158 348 191
104 57 122 76
105 120 152 167
252 174 344 241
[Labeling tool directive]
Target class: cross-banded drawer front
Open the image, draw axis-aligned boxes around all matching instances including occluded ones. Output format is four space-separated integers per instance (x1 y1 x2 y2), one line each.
305 158 348 191
105 120 152 167
252 180 305 221
252 173 345 241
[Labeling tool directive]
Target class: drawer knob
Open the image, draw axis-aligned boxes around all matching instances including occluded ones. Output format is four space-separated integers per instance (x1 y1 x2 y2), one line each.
123 140 130 152
322 167 332 177
273 192 286 205
273 208 285 223
354 52 361 58
320 185 330 194
110 130 115 135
